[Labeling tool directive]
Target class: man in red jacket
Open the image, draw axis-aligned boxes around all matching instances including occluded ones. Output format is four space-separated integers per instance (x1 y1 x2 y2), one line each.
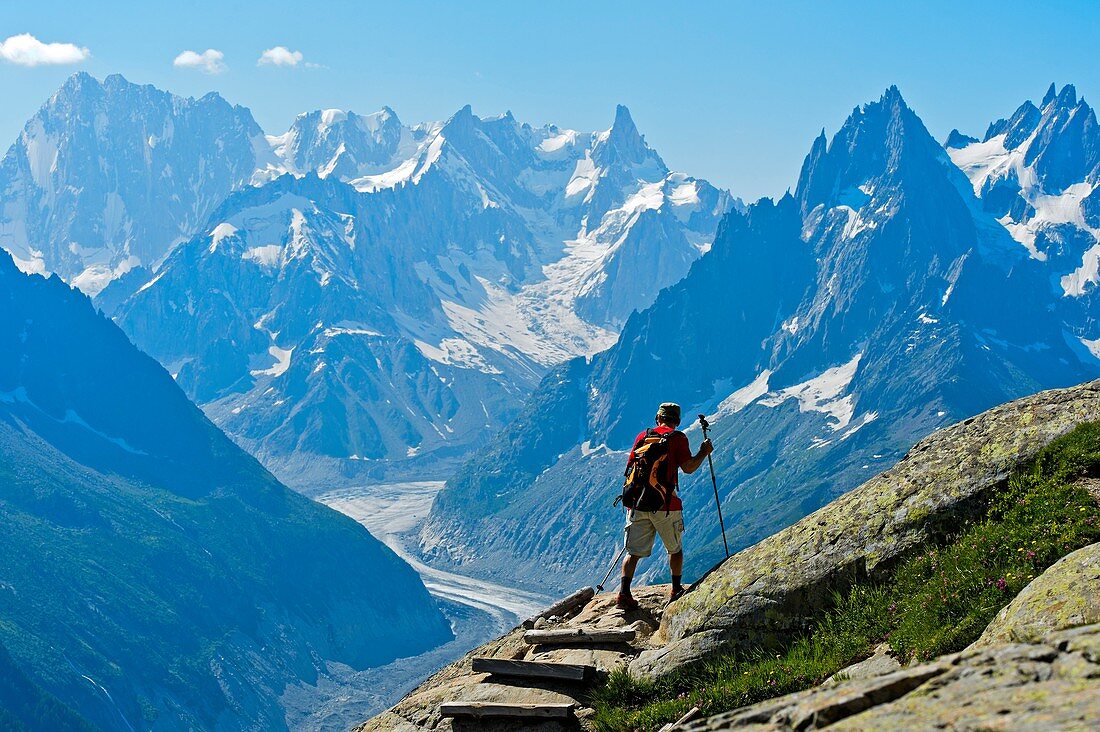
617 402 712 610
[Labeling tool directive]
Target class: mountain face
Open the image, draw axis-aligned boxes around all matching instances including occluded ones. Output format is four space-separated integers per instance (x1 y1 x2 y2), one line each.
947 83 1100 352
0 73 269 295
0 251 451 730
264 107 408 182
418 87 1100 595
110 93 735 487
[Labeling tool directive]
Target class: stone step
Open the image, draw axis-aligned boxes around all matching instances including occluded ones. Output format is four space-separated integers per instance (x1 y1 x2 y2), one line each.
523 627 637 646
438 701 575 720
471 657 596 682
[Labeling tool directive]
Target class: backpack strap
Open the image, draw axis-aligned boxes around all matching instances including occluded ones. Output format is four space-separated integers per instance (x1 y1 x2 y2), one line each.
624 429 654 477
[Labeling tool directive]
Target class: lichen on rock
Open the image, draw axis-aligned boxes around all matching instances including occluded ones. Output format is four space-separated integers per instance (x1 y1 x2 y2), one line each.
676 623 1100 731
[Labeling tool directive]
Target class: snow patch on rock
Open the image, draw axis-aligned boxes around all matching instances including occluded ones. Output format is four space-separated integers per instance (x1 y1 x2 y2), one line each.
715 370 772 417
760 353 863 431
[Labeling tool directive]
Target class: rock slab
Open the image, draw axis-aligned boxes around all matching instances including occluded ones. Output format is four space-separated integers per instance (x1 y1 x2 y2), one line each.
677 623 1100 731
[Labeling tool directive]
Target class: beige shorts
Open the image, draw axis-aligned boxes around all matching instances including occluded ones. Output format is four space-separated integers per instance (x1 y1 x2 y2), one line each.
626 510 684 558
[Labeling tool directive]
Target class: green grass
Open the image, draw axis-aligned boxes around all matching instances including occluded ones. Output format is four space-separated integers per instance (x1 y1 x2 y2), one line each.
590 422 1100 731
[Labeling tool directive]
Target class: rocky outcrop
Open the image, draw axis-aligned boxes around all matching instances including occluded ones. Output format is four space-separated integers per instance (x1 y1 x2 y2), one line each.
630 380 1100 679
676 623 1100 731
974 540 1100 647
356 587 671 731
676 516 1100 731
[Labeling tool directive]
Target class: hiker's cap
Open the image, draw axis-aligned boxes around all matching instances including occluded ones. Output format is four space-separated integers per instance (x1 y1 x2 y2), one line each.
657 402 681 423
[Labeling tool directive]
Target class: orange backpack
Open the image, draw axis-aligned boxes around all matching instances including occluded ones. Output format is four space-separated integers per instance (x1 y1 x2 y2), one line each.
621 429 677 512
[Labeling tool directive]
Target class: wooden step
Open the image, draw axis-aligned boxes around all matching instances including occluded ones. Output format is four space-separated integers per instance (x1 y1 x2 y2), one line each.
523 627 636 646
522 586 595 629
471 657 596 682
439 701 575 720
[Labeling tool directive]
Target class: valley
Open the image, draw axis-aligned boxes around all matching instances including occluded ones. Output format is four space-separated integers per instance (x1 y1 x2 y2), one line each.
294 481 553 730
317 480 552 626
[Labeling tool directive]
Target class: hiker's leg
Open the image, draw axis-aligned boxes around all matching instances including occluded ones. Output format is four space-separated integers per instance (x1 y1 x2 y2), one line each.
622 513 656 596
653 511 686 594
670 550 684 591
621 554 641 589
669 550 683 576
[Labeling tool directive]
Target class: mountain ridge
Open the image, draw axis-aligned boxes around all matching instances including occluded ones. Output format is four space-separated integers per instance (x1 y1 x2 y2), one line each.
57 73 737 487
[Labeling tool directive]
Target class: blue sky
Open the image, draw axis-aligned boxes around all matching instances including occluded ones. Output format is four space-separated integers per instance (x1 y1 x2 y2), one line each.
0 0 1096 200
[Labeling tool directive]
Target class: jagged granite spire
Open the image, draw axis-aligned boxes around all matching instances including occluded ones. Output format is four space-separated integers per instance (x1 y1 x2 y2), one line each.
1041 82 1059 107
592 104 665 171
795 85 950 217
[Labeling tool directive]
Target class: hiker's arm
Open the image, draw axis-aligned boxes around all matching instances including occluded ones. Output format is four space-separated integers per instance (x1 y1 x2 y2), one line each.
681 439 713 474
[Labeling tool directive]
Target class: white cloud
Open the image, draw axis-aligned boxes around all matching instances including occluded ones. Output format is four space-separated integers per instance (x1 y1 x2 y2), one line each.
258 46 304 67
0 33 90 66
173 49 226 74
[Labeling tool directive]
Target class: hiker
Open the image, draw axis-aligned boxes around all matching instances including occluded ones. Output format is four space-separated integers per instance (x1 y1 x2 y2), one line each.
617 402 712 610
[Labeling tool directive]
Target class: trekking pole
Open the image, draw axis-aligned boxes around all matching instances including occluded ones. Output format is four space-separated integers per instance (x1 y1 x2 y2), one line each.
596 523 630 592
698 414 730 559
596 544 627 593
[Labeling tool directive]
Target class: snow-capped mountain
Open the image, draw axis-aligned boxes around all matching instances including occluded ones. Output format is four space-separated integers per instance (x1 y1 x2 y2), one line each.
256 101 735 332
0 73 270 295
95 80 735 486
947 83 1100 351
419 87 1100 594
259 106 410 183
0 249 451 730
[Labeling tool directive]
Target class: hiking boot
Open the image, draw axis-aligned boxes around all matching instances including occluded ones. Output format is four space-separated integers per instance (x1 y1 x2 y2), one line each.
668 586 686 603
616 592 640 611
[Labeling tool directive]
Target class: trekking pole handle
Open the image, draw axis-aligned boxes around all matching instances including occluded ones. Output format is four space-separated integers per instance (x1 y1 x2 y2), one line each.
698 413 710 438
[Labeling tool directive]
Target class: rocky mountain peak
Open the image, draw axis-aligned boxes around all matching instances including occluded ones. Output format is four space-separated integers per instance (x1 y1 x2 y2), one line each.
795 85 942 214
1052 82 1079 110
592 103 664 172
611 103 640 140
0 73 266 293
1041 81 1059 107
53 70 98 97
279 105 406 177
441 103 477 137
971 84 1100 195
944 128 979 149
